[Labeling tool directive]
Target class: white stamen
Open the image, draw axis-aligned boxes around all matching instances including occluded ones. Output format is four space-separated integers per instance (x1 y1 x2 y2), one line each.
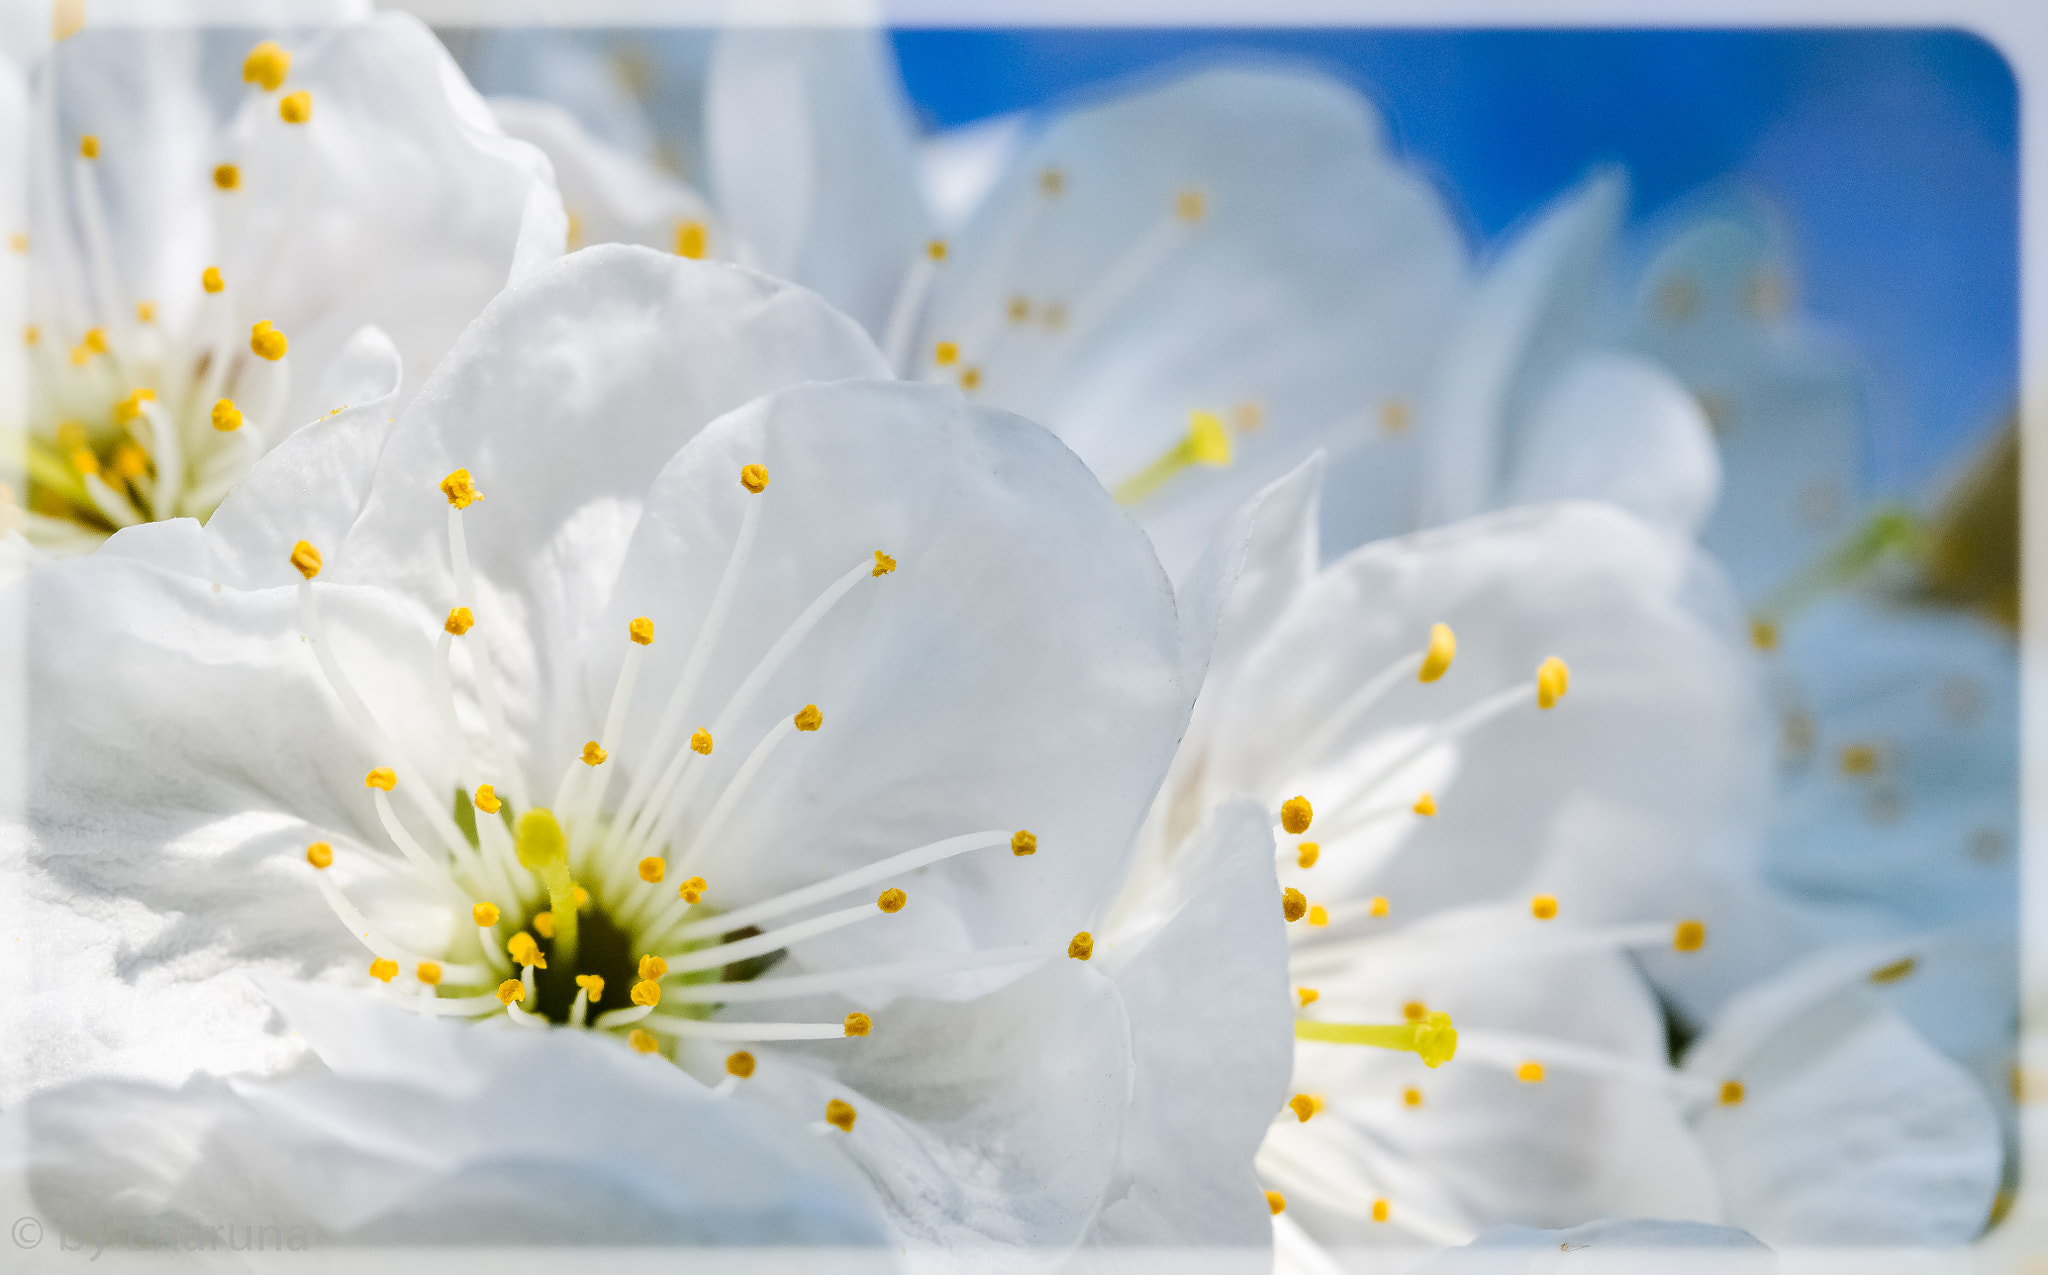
1456 1030 1709 1101
1284 646 1424 777
134 399 181 519
312 869 491 981
659 944 1047 1004
638 1015 854 1042
80 472 142 528
1315 681 1531 829
570 986 591 1029
592 1004 654 1031
447 507 525 810
880 246 941 375
655 901 882 974
69 156 131 382
567 640 646 840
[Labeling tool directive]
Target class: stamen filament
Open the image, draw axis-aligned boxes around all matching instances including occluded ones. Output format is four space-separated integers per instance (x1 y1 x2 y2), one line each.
135 400 182 519
446 507 525 809
1317 681 1532 830
880 243 942 375
655 900 882 973
592 1004 655 1031
658 944 1048 1003
637 1015 857 1042
313 869 489 982
1285 645 1426 776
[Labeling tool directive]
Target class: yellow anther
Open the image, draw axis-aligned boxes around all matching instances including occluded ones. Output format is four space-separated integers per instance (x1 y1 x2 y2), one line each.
1175 188 1206 222
631 979 662 1008
844 1012 872 1037
495 979 524 1006
69 344 91 366
1280 796 1312 835
1282 888 1308 922
1039 167 1065 197
794 704 823 732
514 808 567 871
1674 919 1707 952
1403 1086 1423 1108
1266 1191 1286 1216
1840 743 1880 775
1007 296 1030 322
629 616 654 645
22 324 37 345
877 888 907 914
1296 987 1319 1007
673 220 707 259
472 901 500 927
1530 894 1558 920
202 266 225 293
439 468 480 509
1288 1093 1322 1123
111 444 148 479
290 540 322 579
825 1098 857 1132
1536 657 1571 709
368 957 398 982
1296 842 1319 869
78 134 98 159
581 741 608 766
1011 830 1038 857
416 961 442 986
1068 931 1094 961
364 767 396 792
51 0 83 41
934 341 959 366
575 974 605 1003
1719 1080 1745 1106
249 320 288 361
507 932 545 969
740 463 769 493
278 90 312 124
1307 905 1329 927
1412 793 1437 817
211 398 244 432
639 857 666 884
443 606 474 636
473 784 501 814
573 884 588 908
1380 400 1411 433
690 729 713 755
1372 1200 1390 1224
242 40 291 90
1295 1011 1457 1068
1517 1061 1545 1083
213 163 240 190
71 448 99 477
1750 617 1778 651
305 841 333 869
532 911 555 939
959 366 982 392
926 238 947 261
639 955 669 981
1419 622 1457 682
629 1028 659 1053
872 550 897 577
84 327 108 354
1402 1001 1427 1022
135 300 156 323
1871 955 1918 984
113 388 154 423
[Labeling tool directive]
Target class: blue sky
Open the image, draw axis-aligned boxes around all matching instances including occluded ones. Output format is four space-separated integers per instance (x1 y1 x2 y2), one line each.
891 28 2018 499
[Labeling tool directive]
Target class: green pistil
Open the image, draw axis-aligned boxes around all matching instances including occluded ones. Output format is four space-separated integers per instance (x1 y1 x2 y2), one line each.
1296 1010 1458 1068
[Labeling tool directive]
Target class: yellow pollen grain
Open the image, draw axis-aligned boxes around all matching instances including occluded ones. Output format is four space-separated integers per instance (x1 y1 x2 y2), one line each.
507 932 545 969
639 856 666 884
278 91 312 125
934 341 959 366
472 901 500 927
1280 796 1313 836
84 327 108 354
1380 400 1411 433
1419 622 1457 682
1870 955 1918 984
1175 188 1205 222
690 729 713 755
1296 987 1319 1007
1307 905 1329 927
1282 888 1308 923
576 974 605 1003
1372 1200 1390 1224
364 767 396 792
1369 896 1390 917
1007 296 1030 323
1516 1061 1545 1084
1068 931 1094 961
1403 1001 1428 1023
1265 1190 1286 1216
71 448 99 477
473 784 501 814
532 911 555 939
416 961 442 986
877 888 907 914
631 980 662 1008
249 320 288 361
1403 1086 1424 1108
78 134 98 159
1840 743 1880 775
581 741 608 766
1674 919 1707 952
290 540 322 579
794 704 823 732
959 366 982 392
213 163 240 190
1536 657 1571 709
304 841 333 869
242 40 291 90
826 1098 857 1132
495 979 524 1006
673 220 707 259
726 1050 756 1078
572 883 589 908
1530 894 1558 921
1412 793 1437 817
629 1028 659 1053
1750 617 1778 651
1296 841 1319 869
135 300 155 323
1719 1080 1745 1106
740 463 769 493
439 468 481 509
202 266 225 293
111 444 147 480
444 606 474 636
1288 1093 1321 1123
368 957 398 982
926 238 947 261
639 954 669 981
844 1012 872 1038
872 550 897 577
211 398 244 432
629 616 654 645
1011 830 1038 857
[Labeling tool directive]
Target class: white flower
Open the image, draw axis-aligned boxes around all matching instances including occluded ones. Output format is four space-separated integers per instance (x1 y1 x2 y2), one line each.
6 246 1292 1251
6 13 559 555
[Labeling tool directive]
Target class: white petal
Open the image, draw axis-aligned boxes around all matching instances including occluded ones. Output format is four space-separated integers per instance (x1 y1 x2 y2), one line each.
492 94 718 257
